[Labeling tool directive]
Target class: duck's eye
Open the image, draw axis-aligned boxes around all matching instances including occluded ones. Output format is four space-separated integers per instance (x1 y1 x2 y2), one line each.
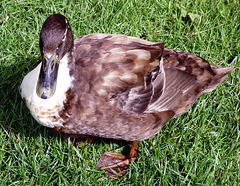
62 27 68 41
61 23 69 42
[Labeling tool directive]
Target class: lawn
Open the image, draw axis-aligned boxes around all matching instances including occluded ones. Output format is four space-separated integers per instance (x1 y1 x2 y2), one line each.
0 0 239 185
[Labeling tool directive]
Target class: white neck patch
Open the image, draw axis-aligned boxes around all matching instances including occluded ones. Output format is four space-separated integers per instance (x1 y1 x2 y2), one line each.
20 53 73 128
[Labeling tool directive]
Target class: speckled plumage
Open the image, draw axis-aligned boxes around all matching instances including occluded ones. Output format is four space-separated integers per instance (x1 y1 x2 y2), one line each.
21 14 234 142
53 32 233 141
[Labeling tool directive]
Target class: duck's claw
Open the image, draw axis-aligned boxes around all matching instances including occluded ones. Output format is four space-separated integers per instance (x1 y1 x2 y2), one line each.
96 141 139 179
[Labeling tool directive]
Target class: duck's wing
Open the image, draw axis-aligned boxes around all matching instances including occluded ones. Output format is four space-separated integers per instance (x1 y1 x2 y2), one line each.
146 49 234 117
108 46 233 117
73 34 233 117
73 33 165 112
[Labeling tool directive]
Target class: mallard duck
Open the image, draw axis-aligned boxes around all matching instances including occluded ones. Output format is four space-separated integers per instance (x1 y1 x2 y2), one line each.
20 14 234 179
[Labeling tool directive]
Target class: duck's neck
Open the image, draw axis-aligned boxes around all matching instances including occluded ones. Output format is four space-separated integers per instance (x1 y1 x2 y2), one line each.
19 50 75 128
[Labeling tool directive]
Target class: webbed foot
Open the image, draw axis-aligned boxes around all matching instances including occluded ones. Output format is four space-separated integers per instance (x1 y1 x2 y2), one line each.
96 141 139 179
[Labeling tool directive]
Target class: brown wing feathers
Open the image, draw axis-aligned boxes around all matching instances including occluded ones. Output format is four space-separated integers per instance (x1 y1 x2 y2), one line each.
115 46 233 118
146 49 233 117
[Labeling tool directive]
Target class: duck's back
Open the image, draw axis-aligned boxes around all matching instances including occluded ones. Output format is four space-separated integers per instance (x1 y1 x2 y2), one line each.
54 34 233 141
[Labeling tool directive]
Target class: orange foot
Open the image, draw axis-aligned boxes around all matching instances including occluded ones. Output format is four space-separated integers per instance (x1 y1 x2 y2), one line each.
96 141 139 179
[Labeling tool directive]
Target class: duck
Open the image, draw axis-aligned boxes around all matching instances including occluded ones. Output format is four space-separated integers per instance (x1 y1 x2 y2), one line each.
20 14 234 179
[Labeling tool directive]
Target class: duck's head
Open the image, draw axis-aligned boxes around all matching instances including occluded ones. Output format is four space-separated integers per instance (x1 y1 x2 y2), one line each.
37 14 73 99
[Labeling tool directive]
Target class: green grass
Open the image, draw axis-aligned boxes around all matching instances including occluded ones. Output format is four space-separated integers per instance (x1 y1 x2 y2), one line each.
0 0 239 185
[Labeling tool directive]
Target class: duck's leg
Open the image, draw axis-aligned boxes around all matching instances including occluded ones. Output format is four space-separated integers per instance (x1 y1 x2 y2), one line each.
96 141 139 179
61 133 94 147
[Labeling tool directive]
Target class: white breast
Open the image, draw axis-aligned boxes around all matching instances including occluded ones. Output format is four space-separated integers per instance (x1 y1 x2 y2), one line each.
20 54 73 128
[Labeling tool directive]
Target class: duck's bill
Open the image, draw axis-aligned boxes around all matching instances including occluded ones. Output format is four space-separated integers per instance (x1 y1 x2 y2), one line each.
36 53 59 99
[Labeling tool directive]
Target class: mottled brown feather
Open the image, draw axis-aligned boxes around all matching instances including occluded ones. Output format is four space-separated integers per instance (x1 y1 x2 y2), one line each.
56 33 233 141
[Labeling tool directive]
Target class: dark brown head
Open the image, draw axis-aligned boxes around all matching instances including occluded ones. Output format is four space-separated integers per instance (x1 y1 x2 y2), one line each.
37 14 73 99
39 14 73 59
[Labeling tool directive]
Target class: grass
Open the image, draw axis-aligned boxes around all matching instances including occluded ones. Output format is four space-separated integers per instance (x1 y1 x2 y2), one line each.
0 0 239 185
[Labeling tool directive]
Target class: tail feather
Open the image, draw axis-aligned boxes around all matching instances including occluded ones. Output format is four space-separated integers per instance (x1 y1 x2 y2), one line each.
201 67 234 94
